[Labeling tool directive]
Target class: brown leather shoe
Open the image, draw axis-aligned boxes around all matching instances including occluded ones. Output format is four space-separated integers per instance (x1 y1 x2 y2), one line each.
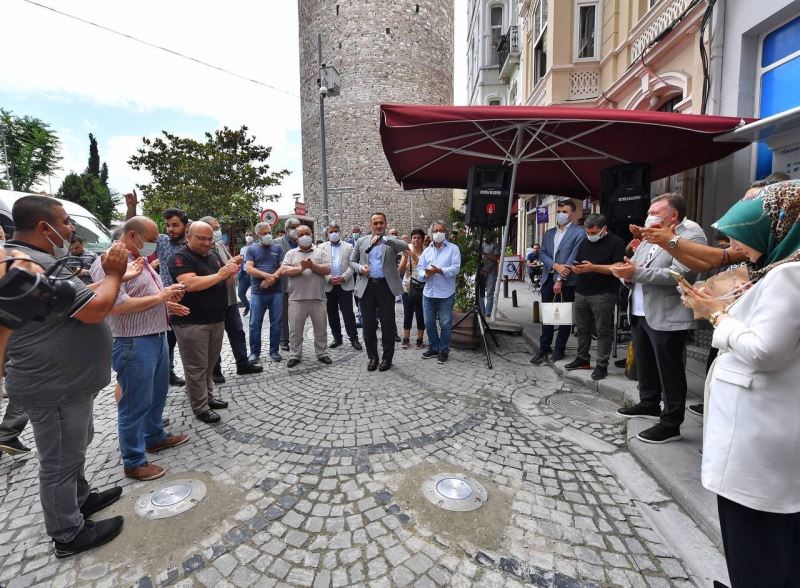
124 462 165 481
146 433 189 453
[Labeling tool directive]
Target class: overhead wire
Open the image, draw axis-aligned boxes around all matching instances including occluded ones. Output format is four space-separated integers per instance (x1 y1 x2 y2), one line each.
19 0 316 104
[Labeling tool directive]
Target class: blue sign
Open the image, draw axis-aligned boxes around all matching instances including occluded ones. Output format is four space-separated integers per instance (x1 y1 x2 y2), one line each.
536 207 549 224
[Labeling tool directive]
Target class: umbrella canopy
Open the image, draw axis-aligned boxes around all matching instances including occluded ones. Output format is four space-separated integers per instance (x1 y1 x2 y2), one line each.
380 104 754 197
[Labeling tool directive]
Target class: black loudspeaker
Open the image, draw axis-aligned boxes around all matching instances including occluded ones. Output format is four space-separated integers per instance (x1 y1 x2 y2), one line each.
600 163 650 243
465 164 511 227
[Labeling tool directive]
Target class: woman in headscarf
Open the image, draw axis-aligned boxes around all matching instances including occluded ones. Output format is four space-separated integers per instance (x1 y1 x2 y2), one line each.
683 180 800 587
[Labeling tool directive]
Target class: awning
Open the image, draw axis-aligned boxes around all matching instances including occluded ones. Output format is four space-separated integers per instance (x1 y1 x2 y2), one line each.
380 104 754 197
715 105 800 147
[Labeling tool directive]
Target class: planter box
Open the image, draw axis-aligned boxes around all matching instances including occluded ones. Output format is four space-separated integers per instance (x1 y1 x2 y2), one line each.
450 310 480 349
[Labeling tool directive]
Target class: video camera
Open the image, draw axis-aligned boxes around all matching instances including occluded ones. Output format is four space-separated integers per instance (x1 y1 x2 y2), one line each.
0 258 77 330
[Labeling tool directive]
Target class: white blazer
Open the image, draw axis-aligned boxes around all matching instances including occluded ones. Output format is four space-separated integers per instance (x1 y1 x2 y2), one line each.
702 260 800 513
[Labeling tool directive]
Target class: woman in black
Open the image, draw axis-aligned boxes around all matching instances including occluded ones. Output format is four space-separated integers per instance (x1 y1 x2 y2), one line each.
398 229 426 349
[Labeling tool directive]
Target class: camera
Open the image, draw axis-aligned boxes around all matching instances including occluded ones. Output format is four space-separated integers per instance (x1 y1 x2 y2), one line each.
0 261 77 330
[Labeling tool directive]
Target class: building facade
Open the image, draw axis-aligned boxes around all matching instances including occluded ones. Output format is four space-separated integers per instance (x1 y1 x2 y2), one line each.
298 1 455 235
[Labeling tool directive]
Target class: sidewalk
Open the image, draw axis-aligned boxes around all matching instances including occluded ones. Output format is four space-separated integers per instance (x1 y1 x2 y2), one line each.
494 279 722 548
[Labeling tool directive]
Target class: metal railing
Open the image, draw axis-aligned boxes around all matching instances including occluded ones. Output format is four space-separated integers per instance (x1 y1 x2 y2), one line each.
497 25 519 74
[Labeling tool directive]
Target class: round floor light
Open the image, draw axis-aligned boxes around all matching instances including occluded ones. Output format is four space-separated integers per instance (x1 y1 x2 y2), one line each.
134 479 207 520
421 473 487 512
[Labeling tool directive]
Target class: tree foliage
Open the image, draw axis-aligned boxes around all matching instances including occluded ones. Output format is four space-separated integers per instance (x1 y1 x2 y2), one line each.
57 134 118 226
127 126 289 222
0 108 62 192
87 133 100 178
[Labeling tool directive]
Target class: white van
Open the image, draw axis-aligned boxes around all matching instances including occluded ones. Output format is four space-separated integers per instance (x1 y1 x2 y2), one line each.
0 189 113 253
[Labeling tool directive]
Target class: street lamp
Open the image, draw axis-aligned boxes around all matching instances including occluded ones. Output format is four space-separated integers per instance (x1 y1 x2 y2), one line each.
317 34 340 230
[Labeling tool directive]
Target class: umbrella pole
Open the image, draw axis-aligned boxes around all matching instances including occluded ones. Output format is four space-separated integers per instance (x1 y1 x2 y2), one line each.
489 125 524 323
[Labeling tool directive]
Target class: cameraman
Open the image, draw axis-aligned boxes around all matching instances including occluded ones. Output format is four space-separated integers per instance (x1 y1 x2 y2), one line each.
3 195 128 557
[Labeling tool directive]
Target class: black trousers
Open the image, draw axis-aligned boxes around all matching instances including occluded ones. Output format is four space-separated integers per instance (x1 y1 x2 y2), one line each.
361 279 396 362
214 303 249 374
718 495 800 587
326 285 358 342
167 328 177 371
538 278 575 353
630 315 689 429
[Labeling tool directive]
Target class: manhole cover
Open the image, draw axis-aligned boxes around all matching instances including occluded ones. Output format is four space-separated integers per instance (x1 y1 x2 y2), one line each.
547 393 622 424
134 479 207 520
422 473 487 512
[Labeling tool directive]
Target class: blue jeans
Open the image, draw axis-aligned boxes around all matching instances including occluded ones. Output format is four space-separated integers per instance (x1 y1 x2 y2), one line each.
423 294 455 352
480 272 498 317
249 291 283 357
112 334 169 469
237 271 251 312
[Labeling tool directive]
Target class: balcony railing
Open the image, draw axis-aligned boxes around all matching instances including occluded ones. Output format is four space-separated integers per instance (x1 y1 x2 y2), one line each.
497 25 520 82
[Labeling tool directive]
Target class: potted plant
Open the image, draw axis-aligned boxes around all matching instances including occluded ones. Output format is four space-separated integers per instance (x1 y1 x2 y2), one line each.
448 210 481 348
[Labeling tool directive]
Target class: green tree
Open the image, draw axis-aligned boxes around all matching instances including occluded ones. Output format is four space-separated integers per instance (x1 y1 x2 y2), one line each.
0 108 62 191
57 171 118 227
127 126 288 221
99 162 109 187
87 133 100 177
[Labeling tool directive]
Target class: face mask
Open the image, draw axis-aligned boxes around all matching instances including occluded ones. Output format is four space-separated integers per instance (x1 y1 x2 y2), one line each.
288 229 298 239
135 233 157 257
352 232 361 241
432 232 446 244
328 232 340 243
644 214 664 228
556 212 570 226
212 229 223 243
260 234 273 246
586 233 602 243
245 235 254 244
0 240 5 248
298 235 313 248
44 222 71 258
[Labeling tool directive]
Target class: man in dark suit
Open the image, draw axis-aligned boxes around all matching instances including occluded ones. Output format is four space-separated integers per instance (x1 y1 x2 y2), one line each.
350 212 408 372
276 218 300 351
531 199 586 364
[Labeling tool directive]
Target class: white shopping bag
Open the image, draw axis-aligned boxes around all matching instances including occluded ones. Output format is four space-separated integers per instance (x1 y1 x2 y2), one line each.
540 294 573 325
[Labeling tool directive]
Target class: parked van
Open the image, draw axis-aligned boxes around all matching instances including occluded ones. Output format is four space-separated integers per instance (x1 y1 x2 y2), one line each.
0 189 112 253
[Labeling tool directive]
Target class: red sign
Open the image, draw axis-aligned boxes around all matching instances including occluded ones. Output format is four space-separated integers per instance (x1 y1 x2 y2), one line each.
260 209 279 225
486 203 496 215
294 201 307 216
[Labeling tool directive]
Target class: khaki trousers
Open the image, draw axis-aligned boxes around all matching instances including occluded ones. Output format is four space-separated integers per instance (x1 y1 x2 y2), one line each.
288 299 328 360
173 322 224 415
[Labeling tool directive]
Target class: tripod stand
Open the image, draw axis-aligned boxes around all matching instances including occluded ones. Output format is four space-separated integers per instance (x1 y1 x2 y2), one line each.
452 227 499 369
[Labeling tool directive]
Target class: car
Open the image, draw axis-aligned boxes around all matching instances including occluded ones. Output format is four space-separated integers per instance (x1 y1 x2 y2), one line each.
0 189 113 253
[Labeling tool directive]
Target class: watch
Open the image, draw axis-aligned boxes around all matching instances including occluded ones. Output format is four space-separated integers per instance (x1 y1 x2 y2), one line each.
667 235 682 249
708 310 726 327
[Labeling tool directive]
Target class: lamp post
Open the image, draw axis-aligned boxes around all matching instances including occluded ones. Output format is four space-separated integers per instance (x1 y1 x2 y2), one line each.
317 34 340 231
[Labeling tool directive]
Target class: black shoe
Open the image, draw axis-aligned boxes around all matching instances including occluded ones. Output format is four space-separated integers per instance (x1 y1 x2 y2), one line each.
393 334 401 343
367 359 379 371
208 398 228 410
564 358 591 371
614 358 627 368
169 372 185 387
637 423 681 444
243 307 249 316
318 356 332 365
54 516 124 558
162 417 170 427
356 321 362 329
80 487 123 518
530 350 549 365
591 366 608 381
550 350 565 362
287 358 301 368
236 362 263 375
379 359 392 372
270 352 283 362
196 410 221 424
422 349 438 359
617 403 660 421
350 339 363 351
0 438 32 456
280 343 290 351
329 340 343 349
437 351 449 364
213 372 226 384
688 404 704 416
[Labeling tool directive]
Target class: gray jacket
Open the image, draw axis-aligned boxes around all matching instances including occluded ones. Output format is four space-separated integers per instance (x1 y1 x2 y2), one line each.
626 218 708 331
350 235 408 297
320 240 355 292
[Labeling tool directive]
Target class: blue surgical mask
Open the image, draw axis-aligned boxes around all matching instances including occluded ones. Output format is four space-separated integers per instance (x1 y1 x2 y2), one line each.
352 232 361 241
329 232 340 243
556 212 570 226
298 235 313 248
212 229 223 243
260 234 273 246
44 222 71 258
136 233 157 257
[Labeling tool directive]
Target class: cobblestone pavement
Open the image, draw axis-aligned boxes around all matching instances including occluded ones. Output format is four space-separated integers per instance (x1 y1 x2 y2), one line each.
0 311 697 587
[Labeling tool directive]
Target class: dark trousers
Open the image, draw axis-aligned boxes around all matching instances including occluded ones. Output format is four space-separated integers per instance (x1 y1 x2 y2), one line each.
237 273 251 312
574 291 616 367
167 328 177 371
280 291 290 346
0 398 28 443
402 292 424 332
539 279 575 353
630 315 689 429
361 279 396 362
215 303 249 374
718 495 800 587
326 286 358 343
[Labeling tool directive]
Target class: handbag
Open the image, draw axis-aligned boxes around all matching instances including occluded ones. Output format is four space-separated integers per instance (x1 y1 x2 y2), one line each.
407 257 425 303
540 293 573 325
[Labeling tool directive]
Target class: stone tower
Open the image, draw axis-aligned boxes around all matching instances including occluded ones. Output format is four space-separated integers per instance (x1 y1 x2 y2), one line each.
298 0 454 235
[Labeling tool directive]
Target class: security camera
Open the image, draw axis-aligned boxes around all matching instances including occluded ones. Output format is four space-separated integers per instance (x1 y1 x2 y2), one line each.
319 86 329 96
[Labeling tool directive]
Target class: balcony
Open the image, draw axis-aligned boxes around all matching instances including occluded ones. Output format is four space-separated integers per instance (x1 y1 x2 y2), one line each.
497 25 520 83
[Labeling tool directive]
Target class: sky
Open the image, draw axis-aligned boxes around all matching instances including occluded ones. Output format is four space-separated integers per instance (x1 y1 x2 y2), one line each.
0 0 467 218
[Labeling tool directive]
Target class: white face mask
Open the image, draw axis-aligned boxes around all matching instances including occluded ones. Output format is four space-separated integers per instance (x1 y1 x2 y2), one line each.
298 235 313 248
328 232 340 243
245 235 254 244
644 214 664 228
586 229 606 243
556 212 570 226
432 231 446 244
135 233 157 257
44 222 71 258
260 234 273 246
212 229 223 243
0 240 5 248
287 228 298 239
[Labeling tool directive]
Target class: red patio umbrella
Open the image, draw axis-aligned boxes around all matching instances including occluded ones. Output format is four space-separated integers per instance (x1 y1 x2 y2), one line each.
379 104 754 318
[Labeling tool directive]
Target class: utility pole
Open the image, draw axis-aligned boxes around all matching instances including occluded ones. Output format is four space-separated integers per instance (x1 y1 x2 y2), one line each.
0 124 13 190
317 35 340 231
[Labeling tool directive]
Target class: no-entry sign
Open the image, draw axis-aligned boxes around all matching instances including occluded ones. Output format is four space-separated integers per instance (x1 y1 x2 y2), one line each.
260 209 279 225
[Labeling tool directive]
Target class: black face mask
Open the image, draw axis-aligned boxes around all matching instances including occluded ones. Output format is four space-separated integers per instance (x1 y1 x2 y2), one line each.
0 258 77 329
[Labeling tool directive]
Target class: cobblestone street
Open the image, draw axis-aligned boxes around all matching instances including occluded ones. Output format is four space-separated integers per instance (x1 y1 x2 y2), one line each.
0 312 701 588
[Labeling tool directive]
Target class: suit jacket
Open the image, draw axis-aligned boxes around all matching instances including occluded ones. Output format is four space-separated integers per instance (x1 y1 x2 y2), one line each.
213 241 237 306
349 235 408 297
319 240 355 292
626 218 708 331
276 235 297 293
539 223 586 287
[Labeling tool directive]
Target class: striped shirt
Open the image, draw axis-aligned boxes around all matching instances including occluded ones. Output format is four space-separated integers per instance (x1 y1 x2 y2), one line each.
90 252 170 337
66 249 99 284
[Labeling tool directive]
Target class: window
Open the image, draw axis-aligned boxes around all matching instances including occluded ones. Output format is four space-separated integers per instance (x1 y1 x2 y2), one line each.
489 5 503 66
757 15 800 178
488 98 502 106
532 0 548 86
575 1 599 61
